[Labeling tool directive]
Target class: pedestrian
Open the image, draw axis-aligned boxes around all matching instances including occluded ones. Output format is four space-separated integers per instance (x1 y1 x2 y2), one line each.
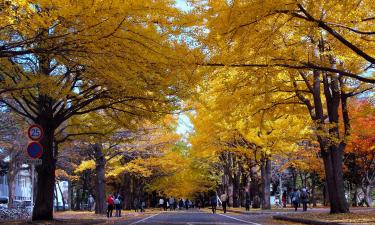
291 188 300 211
88 195 95 212
169 197 175 211
114 197 121 217
134 198 139 212
185 199 189 210
159 198 164 210
289 189 295 207
220 192 228 213
210 192 222 214
296 189 301 207
196 199 201 209
282 191 287 208
140 199 146 212
179 199 184 210
306 187 312 209
117 194 123 216
245 192 250 211
301 188 309 211
163 198 168 211
107 194 114 218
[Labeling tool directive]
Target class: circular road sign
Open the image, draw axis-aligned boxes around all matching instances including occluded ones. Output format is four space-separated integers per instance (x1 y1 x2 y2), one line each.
28 124 44 141
27 142 43 159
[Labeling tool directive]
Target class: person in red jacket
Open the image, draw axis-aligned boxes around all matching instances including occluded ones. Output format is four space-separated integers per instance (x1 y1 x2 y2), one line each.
107 194 114 218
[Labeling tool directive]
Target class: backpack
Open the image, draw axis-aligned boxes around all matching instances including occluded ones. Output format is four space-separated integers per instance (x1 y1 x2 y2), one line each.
114 198 120 205
301 191 308 199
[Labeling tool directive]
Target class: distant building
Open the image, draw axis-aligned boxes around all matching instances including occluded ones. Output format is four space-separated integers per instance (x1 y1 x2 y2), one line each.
0 169 32 202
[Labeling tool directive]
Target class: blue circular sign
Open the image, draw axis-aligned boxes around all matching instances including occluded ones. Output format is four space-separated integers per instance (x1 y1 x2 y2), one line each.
27 142 43 159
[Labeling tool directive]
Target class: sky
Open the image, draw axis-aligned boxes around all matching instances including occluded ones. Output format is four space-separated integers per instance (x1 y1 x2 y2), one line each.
174 0 195 138
175 0 192 11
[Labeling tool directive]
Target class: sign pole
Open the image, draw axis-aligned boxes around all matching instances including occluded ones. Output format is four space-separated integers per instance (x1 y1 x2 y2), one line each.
26 124 44 215
31 163 34 213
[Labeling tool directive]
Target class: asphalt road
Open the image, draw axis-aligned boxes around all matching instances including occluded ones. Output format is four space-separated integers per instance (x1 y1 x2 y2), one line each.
120 210 295 225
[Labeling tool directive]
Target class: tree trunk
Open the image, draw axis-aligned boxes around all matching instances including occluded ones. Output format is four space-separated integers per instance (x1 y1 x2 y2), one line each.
94 143 106 214
32 124 56 220
7 155 17 208
233 161 241 207
75 188 81 210
54 184 59 211
352 185 358 207
321 143 349 213
57 181 66 211
363 185 372 207
260 157 271 210
250 165 260 208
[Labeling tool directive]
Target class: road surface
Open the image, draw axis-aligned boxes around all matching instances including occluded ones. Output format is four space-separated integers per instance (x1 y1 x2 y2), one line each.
120 210 299 225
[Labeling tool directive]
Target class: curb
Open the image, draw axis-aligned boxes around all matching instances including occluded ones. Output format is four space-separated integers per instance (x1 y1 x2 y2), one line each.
273 215 343 225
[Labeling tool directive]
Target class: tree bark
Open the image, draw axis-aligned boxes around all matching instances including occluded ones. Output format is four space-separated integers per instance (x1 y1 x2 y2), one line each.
250 165 260 208
233 160 241 207
54 184 59 211
75 188 81 210
362 185 372 207
7 153 17 208
32 124 56 220
260 156 271 210
93 143 106 214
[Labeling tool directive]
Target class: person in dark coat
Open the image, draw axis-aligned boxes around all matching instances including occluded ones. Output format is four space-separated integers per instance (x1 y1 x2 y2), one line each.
210 193 222 214
292 188 300 211
245 192 251 211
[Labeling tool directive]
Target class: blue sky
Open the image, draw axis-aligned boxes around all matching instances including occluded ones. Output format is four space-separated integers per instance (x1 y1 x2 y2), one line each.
174 0 195 138
175 0 192 11
176 113 193 137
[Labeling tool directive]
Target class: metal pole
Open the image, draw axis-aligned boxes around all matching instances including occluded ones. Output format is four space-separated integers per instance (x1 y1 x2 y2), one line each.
279 174 282 208
31 164 34 213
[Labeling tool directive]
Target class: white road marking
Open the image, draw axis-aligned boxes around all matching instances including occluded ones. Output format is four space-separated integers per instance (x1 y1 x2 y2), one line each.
128 213 161 225
217 213 263 225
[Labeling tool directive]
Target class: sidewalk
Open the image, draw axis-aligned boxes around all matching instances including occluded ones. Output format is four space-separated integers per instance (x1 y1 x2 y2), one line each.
215 206 375 225
272 208 375 225
0 209 156 225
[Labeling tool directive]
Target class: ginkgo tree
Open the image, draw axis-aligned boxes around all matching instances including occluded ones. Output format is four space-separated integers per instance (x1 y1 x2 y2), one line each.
188 69 312 209
0 0 198 220
195 0 375 213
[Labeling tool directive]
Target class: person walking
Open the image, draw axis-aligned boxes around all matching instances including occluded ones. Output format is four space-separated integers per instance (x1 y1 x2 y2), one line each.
88 195 95 212
185 199 189 210
179 199 184 210
134 198 139 212
163 198 168 211
282 191 287 208
117 194 123 217
107 194 114 218
301 188 309 211
210 193 222 214
220 192 228 213
296 189 301 207
196 199 201 209
169 197 175 211
159 198 164 210
140 199 146 212
114 197 121 217
245 192 250 211
291 188 300 211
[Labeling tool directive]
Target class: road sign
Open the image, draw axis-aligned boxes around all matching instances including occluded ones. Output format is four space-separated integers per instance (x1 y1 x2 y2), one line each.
28 124 44 141
22 159 42 165
27 142 43 159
